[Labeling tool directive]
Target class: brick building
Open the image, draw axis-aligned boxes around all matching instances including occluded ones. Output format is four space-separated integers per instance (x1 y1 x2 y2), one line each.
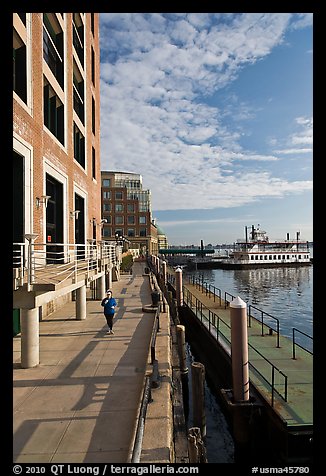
13 13 101 251
101 171 158 256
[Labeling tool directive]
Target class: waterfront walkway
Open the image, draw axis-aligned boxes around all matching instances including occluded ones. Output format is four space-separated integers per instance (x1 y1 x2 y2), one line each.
182 282 313 428
13 262 156 463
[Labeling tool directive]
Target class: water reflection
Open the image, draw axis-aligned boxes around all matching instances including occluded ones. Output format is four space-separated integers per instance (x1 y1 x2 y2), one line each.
186 265 313 348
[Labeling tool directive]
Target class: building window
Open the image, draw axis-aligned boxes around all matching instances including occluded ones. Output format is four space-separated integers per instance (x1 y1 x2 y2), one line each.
103 191 111 199
115 216 124 225
115 191 123 200
103 179 110 187
73 60 84 123
92 147 96 179
103 227 111 237
92 96 96 134
91 46 95 85
139 216 146 224
115 204 123 212
127 228 135 237
128 215 135 225
72 13 84 68
91 13 95 36
103 203 111 212
44 79 64 144
73 123 85 167
139 228 147 237
13 29 27 103
17 13 26 25
43 14 64 89
127 203 135 212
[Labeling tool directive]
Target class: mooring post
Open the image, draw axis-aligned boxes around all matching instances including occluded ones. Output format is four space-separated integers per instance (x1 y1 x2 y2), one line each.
175 267 183 307
230 296 249 402
191 362 206 439
176 324 188 374
162 260 167 285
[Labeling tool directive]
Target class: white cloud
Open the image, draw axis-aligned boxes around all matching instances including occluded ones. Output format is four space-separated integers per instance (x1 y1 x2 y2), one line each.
99 13 312 213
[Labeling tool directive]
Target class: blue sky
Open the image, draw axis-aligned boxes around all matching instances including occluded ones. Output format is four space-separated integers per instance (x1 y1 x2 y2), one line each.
99 13 313 245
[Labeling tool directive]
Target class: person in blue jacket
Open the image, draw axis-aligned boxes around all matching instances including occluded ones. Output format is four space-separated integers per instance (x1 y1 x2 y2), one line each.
101 290 117 334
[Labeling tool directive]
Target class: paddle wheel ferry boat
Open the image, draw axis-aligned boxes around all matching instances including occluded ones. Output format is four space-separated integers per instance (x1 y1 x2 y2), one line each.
221 225 311 269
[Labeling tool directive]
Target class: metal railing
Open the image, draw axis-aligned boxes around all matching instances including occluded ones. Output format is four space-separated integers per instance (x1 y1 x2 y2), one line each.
13 240 121 291
183 287 288 405
293 328 313 359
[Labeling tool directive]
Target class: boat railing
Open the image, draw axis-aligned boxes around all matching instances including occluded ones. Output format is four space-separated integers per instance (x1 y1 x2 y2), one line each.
292 328 313 359
183 286 288 405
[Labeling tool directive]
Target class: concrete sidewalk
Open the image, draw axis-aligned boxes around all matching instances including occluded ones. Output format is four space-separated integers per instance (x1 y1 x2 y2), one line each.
13 262 156 463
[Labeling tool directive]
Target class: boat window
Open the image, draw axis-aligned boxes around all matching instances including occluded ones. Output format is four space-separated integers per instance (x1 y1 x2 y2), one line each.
298 255 301 259
260 256 263 260
282 255 285 260
255 255 258 260
269 255 272 260
287 255 290 259
273 255 276 260
278 255 281 259
264 255 267 260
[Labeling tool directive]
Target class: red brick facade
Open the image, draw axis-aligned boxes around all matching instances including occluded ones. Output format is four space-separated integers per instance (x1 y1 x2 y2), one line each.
13 13 101 246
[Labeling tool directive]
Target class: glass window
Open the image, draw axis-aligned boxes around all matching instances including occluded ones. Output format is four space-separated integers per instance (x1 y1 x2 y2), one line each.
44 79 65 145
103 203 111 212
127 215 135 225
115 216 123 225
43 14 64 89
115 204 123 212
13 29 27 103
127 228 135 237
127 203 135 212
139 228 147 237
139 216 146 224
103 179 110 187
115 191 123 200
103 191 111 199
73 123 85 167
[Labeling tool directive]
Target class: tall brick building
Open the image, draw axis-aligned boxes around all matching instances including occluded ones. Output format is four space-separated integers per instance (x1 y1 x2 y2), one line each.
101 171 158 256
13 13 101 251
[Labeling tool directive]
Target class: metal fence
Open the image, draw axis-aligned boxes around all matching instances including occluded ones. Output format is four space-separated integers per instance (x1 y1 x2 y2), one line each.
183 286 288 406
13 240 121 290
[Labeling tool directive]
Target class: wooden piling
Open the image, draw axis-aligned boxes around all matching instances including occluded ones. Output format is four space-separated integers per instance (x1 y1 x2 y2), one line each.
191 361 206 439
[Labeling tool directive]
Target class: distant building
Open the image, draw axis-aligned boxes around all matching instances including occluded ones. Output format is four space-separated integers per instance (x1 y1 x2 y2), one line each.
156 224 169 250
101 171 158 255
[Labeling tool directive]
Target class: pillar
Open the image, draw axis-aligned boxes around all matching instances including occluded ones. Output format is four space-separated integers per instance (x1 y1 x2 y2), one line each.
21 307 39 368
230 296 249 402
175 267 183 306
106 267 112 290
96 274 106 300
76 285 87 320
162 260 167 285
176 324 188 373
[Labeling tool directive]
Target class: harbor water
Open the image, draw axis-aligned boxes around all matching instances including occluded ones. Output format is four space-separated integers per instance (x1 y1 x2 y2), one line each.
182 259 313 462
185 262 313 351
